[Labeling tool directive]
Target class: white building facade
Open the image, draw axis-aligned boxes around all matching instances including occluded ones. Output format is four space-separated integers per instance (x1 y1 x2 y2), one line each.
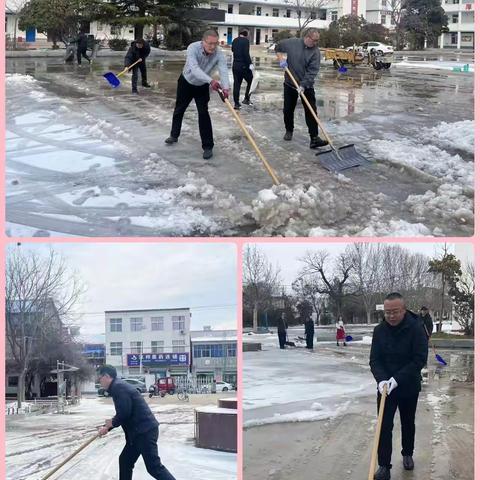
105 308 191 379
438 0 474 49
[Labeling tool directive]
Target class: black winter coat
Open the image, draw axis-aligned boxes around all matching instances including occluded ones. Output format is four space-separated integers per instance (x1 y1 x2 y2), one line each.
420 313 434 337
369 311 428 398
277 317 288 333
124 41 151 67
108 378 159 440
77 33 88 51
305 319 314 336
231 36 252 68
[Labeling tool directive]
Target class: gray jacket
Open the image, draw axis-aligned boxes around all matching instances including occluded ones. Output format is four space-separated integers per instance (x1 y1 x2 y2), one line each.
275 37 320 89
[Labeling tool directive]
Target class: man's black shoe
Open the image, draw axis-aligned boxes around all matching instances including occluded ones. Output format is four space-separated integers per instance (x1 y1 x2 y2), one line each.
242 98 253 106
403 456 414 470
142 83 152 88
203 148 213 160
234 104 241 110
132 89 139 95
310 136 329 148
283 131 293 141
373 466 391 480
165 136 178 145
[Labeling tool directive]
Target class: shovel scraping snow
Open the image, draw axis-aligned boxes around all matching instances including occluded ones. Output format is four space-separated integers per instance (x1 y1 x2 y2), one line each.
103 58 143 88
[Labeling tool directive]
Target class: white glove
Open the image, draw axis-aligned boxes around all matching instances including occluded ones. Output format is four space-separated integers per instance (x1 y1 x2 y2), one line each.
378 380 388 395
297 86 305 94
249 64 254 71
387 377 398 394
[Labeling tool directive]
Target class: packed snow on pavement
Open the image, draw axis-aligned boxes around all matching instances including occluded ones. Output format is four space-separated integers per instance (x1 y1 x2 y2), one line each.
6 396 237 480
6 52 474 237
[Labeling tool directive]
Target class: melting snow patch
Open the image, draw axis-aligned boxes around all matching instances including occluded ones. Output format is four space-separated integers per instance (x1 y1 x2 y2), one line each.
422 120 474 156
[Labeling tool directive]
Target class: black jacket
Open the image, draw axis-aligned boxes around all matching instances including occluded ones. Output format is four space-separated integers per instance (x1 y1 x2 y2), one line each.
420 312 434 337
77 33 88 51
124 41 151 67
108 378 159 439
277 317 288 333
370 311 428 398
305 319 314 336
231 36 252 68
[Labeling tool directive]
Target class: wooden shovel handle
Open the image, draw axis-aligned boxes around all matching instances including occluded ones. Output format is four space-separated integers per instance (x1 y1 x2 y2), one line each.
368 385 388 480
118 58 143 77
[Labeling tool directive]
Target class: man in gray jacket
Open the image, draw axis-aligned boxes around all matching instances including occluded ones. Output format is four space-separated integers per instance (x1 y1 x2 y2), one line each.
165 30 230 159
275 29 328 149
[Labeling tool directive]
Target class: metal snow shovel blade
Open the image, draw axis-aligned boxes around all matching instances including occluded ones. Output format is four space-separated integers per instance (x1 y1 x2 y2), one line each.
282 65 370 172
103 58 143 88
285 334 296 347
217 88 281 186
41 432 100 479
368 385 388 480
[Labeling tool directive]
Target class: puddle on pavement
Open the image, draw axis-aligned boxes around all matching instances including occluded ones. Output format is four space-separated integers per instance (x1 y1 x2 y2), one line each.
422 351 474 384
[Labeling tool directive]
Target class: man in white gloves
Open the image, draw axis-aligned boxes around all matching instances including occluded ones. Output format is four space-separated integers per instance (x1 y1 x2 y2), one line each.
369 292 428 480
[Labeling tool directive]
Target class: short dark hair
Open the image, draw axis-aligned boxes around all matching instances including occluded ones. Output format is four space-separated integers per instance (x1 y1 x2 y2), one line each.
99 364 117 379
384 292 404 301
203 29 219 40
240 30 249 36
135 38 145 44
304 28 319 38
420 306 428 311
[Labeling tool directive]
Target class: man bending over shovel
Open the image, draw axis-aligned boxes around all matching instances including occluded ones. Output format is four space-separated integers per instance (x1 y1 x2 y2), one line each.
122 38 151 94
275 29 328 149
165 29 230 160
369 293 428 480
97 365 176 480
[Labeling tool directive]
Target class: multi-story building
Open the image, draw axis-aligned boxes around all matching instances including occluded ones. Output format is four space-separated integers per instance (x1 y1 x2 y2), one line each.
365 0 394 29
191 327 237 385
105 308 191 380
439 0 474 49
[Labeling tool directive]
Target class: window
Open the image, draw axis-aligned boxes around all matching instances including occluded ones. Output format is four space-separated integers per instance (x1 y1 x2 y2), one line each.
228 4 233 13
172 340 186 353
151 341 164 353
194 344 211 358
151 317 164 331
110 318 122 332
310 12 317 19
210 2 219 8
110 25 121 36
130 341 142 354
286 9 291 17
452 13 459 23
110 342 122 356
227 343 237 357
381 14 386 24
256 6 262 15
97 23 104 32
319 9 327 20
273 8 279 17
172 316 185 331
130 317 143 332
382 0 387 5
8 376 18 387
451 32 458 43
331 11 338 22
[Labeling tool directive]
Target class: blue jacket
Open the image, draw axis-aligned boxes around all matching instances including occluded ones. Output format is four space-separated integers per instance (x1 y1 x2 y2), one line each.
108 378 159 439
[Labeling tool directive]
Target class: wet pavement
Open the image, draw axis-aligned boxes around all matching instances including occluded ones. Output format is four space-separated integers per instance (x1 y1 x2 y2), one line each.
6 53 474 237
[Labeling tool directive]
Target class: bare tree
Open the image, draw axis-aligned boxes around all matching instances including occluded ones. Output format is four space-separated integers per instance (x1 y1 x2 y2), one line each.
6 247 85 407
243 245 281 331
386 0 405 49
7 0 28 49
451 261 474 335
291 275 323 325
300 251 353 318
285 0 329 34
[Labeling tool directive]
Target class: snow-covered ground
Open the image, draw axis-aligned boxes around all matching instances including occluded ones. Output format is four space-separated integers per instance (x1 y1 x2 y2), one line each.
242 332 473 479
6 396 237 480
6 53 474 237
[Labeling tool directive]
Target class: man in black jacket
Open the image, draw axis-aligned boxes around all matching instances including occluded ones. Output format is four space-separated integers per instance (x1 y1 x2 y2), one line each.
277 312 288 349
76 31 90 65
122 38 152 94
419 306 434 338
231 30 254 109
275 29 328 149
304 315 314 350
369 293 428 480
97 365 176 480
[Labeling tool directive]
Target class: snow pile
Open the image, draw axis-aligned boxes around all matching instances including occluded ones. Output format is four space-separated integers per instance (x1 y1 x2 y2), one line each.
360 336 372 345
6 73 37 85
358 219 433 237
422 120 474 156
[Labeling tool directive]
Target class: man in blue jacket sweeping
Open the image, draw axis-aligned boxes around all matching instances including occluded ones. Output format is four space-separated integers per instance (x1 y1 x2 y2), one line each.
97 365 176 480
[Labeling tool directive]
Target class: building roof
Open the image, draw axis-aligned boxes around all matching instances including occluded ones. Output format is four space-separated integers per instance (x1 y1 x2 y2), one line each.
191 336 237 343
105 308 190 314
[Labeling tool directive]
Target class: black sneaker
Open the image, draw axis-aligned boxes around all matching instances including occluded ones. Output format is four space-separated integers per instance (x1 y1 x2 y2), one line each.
132 89 139 95
283 131 293 141
310 136 329 148
203 148 213 160
142 83 152 88
165 136 178 145
242 98 253 106
373 466 391 480
403 456 414 470
234 104 241 110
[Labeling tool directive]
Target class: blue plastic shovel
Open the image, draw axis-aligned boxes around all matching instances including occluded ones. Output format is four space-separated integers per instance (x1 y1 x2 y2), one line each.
103 58 143 88
346 335 353 342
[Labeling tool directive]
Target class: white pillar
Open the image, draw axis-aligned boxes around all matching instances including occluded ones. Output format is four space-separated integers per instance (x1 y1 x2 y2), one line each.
440 33 444 49
457 12 462 49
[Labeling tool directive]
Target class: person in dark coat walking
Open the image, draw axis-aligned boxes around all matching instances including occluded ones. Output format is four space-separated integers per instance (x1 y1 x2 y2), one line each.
275 29 329 149
369 293 428 480
419 306 433 338
277 312 288 349
122 38 151 94
97 365 176 480
76 31 91 65
305 315 314 350
231 30 254 109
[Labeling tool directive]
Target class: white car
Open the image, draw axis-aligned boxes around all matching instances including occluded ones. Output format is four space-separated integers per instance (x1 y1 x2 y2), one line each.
359 42 394 55
216 381 234 392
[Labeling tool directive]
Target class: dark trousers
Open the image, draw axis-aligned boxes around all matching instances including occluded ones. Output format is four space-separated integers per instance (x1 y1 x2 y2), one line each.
377 391 419 468
77 48 90 64
119 428 176 480
306 333 314 349
278 331 286 349
132 62 148 91
283 83 318 138
170 75 213 150
232 65 253 105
